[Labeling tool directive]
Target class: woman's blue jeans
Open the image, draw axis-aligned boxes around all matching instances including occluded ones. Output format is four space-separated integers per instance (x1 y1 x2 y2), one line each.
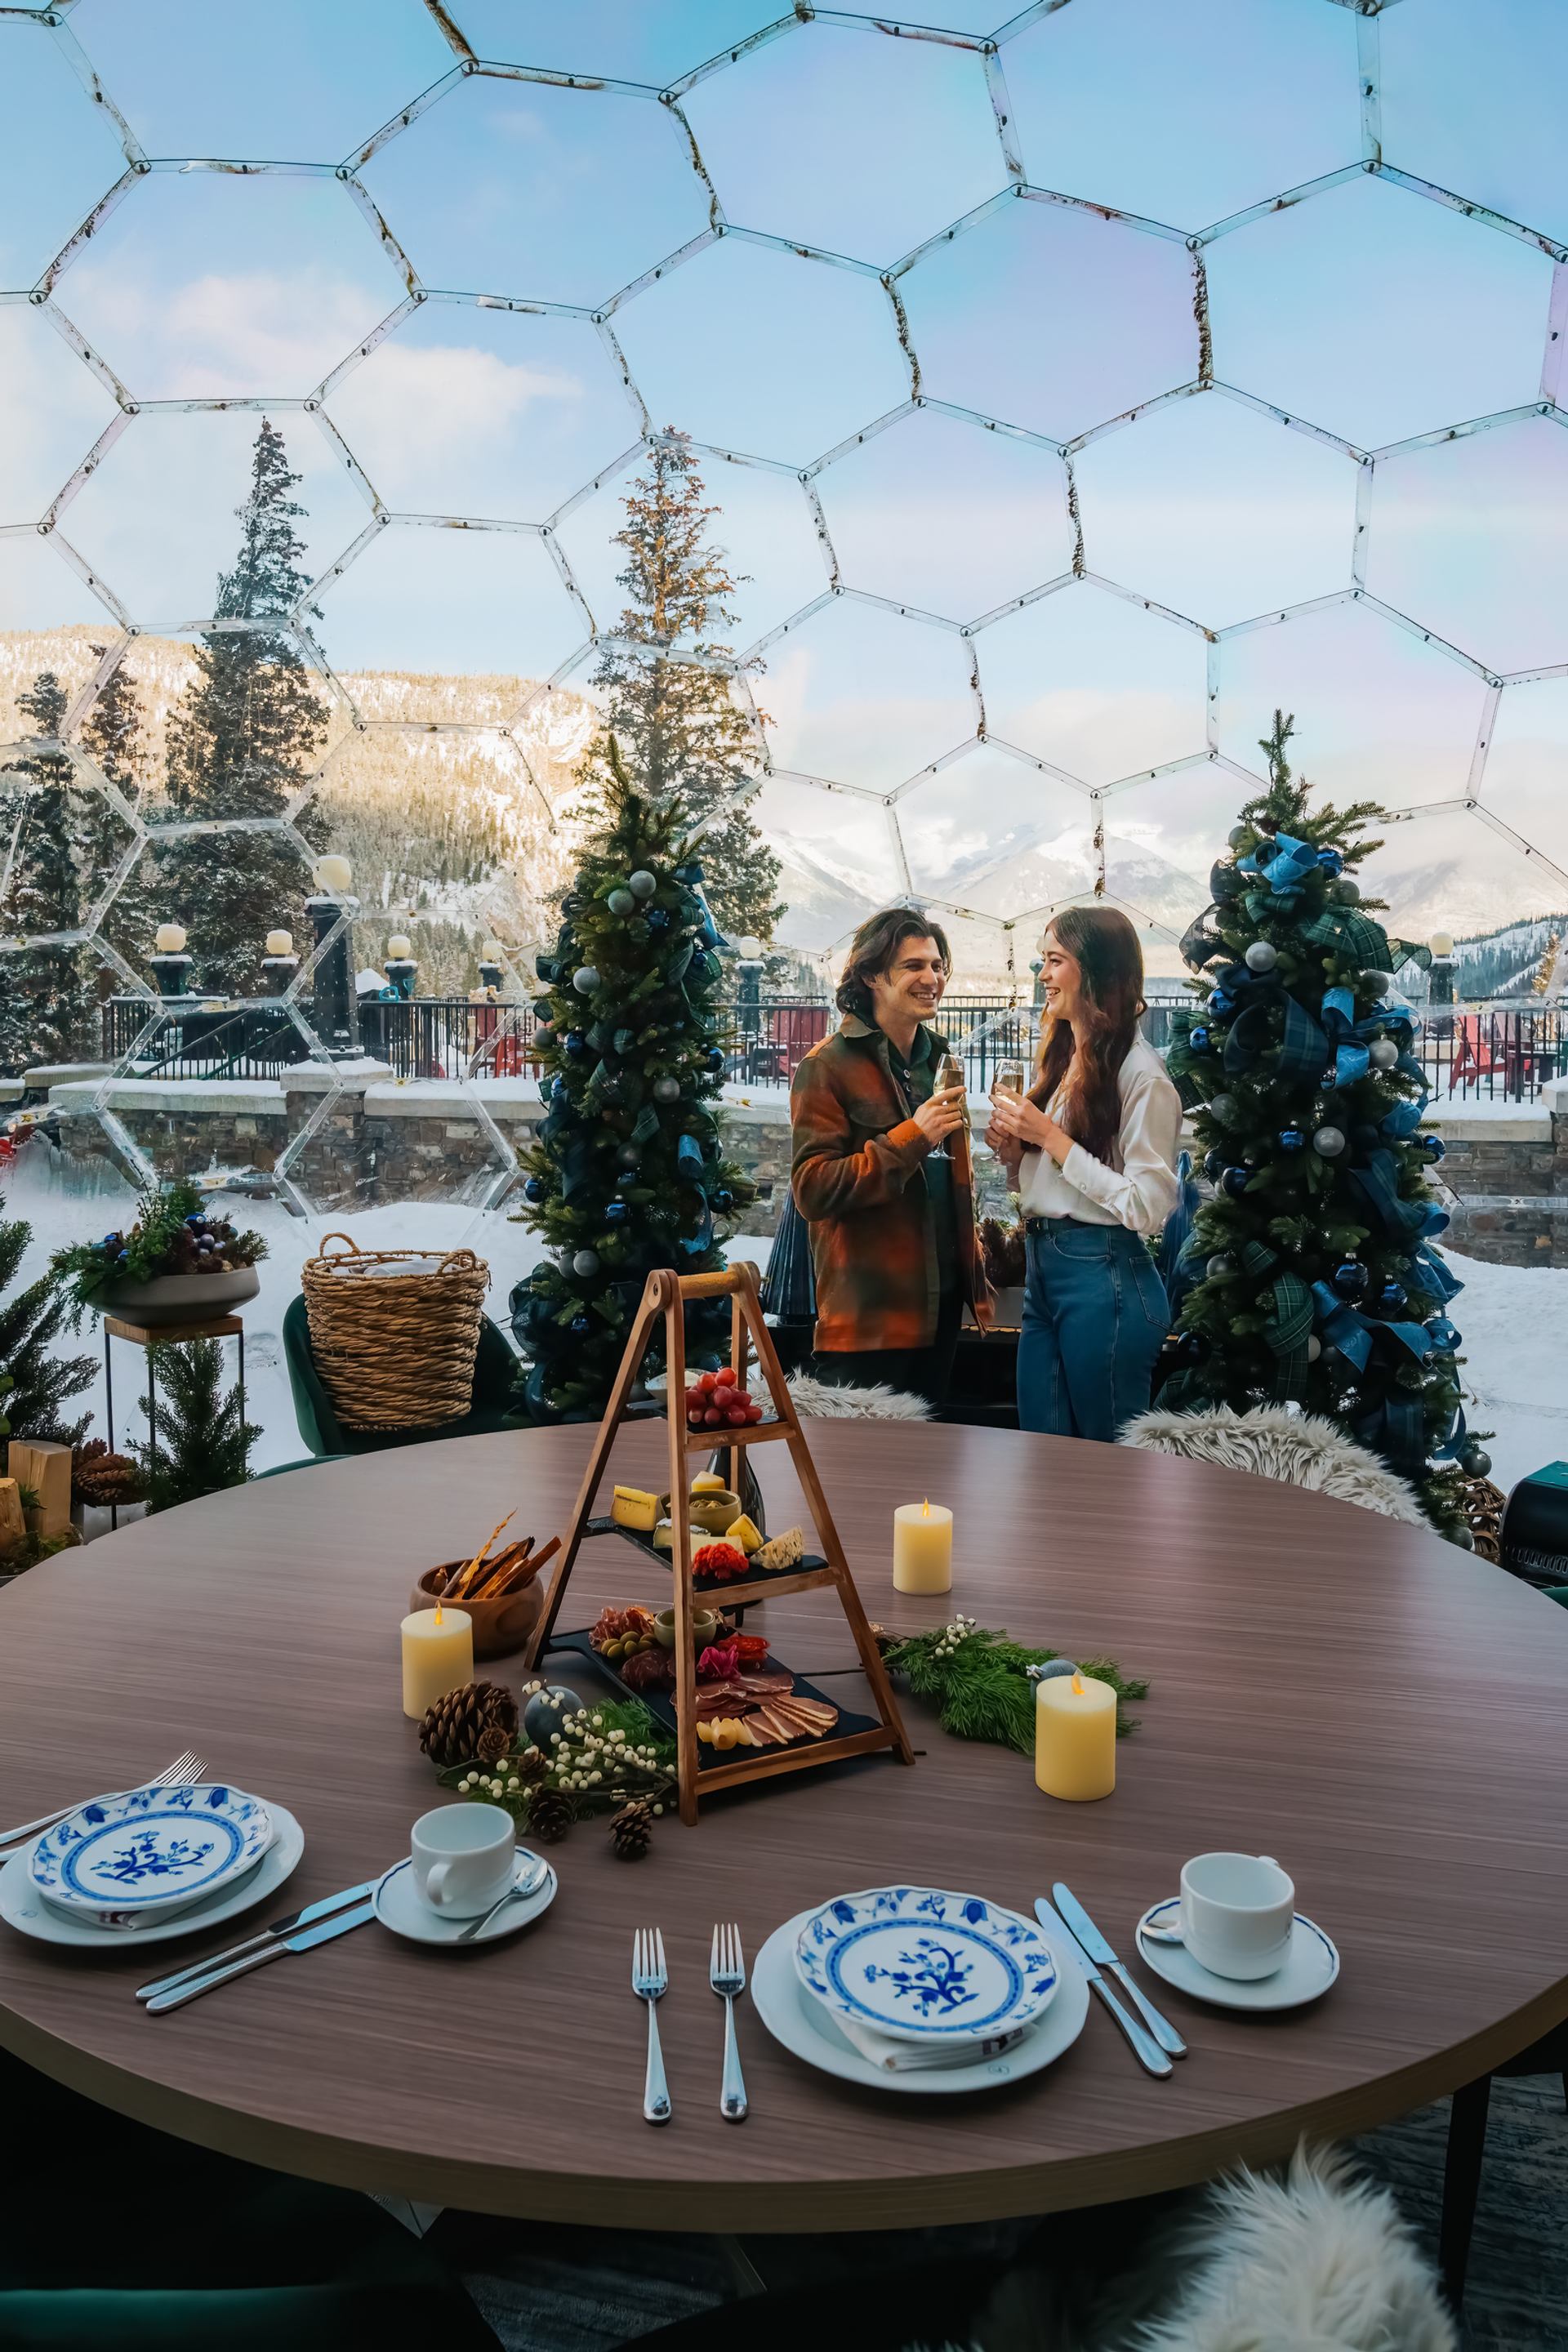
1017 1218 1170 1442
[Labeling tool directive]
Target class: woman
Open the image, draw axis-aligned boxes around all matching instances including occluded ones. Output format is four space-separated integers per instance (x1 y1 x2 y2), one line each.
987 906 1181 1441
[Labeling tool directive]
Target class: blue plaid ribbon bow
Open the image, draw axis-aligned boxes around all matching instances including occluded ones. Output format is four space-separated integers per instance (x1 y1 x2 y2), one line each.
1236 831 1321 908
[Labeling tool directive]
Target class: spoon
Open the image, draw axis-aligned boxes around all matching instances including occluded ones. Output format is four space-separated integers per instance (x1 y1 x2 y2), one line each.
456 1853 551 1943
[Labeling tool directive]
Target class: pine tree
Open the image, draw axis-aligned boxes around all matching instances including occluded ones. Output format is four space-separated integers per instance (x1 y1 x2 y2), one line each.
0 1189 94 1447
590 431 783 944
1163 713 1481 1540
82 645 157 978
510 737 753 1421
1532 929 1560 998
158 421 328 996
132 1336 260 1513
0 672 91 1072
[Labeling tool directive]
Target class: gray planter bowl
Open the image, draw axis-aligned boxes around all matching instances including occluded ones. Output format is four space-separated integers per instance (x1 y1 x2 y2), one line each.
100 1267 261 1325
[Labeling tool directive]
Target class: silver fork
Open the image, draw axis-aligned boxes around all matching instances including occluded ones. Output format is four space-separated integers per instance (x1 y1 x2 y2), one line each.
710 1922 747 2122
632 1927 671 2125
0 1752 205 1852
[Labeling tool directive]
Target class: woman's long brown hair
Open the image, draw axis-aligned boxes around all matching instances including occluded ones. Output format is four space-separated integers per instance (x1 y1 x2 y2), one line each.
1030 906 1146 1163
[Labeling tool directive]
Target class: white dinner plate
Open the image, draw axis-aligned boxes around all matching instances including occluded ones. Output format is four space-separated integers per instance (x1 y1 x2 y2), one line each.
795 1886 1058 2043
1136 1900 1340 2011
0 1804 303 1949
751 1906 1089 2094
31 1782 274 1923
372 1850 556 1946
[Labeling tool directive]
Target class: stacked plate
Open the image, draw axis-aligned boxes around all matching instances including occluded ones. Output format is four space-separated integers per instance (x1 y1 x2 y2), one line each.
749 1884 1091 2095
1 1783 304 1949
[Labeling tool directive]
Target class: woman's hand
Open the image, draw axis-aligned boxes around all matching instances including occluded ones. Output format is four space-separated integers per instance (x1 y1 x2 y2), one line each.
987 1089 1074 1165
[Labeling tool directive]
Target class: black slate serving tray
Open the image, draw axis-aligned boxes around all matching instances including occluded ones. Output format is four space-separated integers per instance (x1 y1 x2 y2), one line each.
552 1628 878 1775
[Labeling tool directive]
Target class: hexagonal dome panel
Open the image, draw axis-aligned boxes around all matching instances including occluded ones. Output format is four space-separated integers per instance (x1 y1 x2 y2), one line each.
1354 801 1556 942
1476 673 1568 892
359 77 710 307
1205 173 1553 452
324 302 639 523
62 409 368 629
0 542 119 651
756 772 902 951
1215 598 1490 809
67 0 453 167
898 195 1199 443
555 447 826 651
1365 415 1568 678
764 597 975 793
1074 387 1359 628
683 21 1003 265
816 409 1073 623
976 580 1209 785
1002 0 1359 233
54 173 404 402
1381 0 1568 248
896 744 1097 920
611 235 908 465
310 521 586 723
0 20 128 292
445 0 779 86
0 306 120 529
1100 759 1246 940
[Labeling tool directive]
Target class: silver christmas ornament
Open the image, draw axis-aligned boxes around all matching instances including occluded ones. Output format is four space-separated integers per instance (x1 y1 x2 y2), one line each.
1361 969 1389 994
1244 940 1278 973
1333 876 1361 905
1205 1251 1236 1281
628 870 657 900
572 965 599 995
653 1076 681 1102
1209 1093 1240 1126
572 1249 600 1277
1450 1526 1476 1552
1312 1125 1347 1156
1307 1335 1321 1361
1369 1039 1399 1069
1461 1445 1492 1478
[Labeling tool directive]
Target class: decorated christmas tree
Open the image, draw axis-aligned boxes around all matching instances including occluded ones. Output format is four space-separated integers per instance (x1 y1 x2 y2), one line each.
590 430 783 945
510 737 752 1423
1162 713 1485 1542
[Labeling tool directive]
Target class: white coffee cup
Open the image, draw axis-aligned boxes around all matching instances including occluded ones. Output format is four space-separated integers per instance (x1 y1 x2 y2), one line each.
410 1802 514 1917
1151 1851 1296 1980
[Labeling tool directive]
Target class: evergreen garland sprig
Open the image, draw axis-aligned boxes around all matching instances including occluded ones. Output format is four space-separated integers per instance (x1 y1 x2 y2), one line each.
882 1615 1147 1756
49 1176 265 1322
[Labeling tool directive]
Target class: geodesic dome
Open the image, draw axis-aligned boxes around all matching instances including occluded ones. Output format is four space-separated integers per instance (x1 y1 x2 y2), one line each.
4 0 1568 1017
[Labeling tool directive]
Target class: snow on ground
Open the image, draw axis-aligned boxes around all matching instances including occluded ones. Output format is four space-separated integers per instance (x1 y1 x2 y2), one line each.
4 1138 1562 1498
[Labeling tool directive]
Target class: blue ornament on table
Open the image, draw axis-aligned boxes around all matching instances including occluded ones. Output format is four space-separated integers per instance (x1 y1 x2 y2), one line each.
521 1684 583 1749
572 1249 600 1278
628 869 657 900
1278 1126 1306 1152
1331 1258 1369 1300
1188 1024 1211 1055
523 1174 546 1203
1379 1280 1407 1313
607 889 635 917
572 965 599 996
1027 1658 1079 1685
1316 846 1343 876
1425 1316 1461 1352
1219 1165 1250 1199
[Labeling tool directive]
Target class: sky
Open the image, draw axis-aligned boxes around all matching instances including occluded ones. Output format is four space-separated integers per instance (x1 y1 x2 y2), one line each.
2 0 1568 964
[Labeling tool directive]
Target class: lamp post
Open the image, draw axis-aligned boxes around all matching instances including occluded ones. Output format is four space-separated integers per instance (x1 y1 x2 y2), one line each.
1428 931 1455 1009
261 927 298 999
382 933 417 1003
306 855 360 1058
149 921 192 998
1029 956 1045 1013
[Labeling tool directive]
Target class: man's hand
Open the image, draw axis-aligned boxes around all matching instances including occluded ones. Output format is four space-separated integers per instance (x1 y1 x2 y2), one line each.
911 1085 966 1145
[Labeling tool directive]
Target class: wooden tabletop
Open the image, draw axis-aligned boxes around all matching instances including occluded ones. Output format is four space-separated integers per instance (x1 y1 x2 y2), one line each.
2 1421 1568 2233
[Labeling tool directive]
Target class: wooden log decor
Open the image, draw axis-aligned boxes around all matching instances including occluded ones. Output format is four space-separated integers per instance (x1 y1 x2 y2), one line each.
6 1440 73 1539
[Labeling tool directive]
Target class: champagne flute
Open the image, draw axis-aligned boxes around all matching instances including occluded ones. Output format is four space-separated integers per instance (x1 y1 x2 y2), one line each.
937 1051 967 1161
993 1061 1026 1099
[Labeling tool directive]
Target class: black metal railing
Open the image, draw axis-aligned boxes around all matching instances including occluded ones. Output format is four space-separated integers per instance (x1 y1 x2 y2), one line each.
102 994 1566 1102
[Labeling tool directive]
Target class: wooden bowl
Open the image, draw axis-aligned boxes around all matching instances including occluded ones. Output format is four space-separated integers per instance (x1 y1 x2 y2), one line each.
413 1561 543 1660
657 1489 741 1536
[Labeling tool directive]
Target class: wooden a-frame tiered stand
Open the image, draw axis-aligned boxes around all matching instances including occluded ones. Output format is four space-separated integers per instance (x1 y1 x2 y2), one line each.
525 1261 914 1823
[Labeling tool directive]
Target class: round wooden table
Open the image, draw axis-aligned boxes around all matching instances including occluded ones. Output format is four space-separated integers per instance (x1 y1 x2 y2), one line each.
2 1421 1567 2231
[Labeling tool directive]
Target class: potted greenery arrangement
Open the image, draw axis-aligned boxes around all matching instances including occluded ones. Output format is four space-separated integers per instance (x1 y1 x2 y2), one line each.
50 1178 267 1326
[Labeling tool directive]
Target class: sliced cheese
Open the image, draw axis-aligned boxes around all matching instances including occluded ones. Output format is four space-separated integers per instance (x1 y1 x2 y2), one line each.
726 1513 764 1555
611 1484 658 1531
652 1520 674 1552
691 1472 728 1494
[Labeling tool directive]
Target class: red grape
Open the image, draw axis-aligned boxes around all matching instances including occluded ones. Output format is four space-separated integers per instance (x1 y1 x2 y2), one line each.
712 1387 737 1412
697 1371 717 1395
746 1401 764 1423
703 1407 724 1427
716 1365 736 1387
724 1405 748 1427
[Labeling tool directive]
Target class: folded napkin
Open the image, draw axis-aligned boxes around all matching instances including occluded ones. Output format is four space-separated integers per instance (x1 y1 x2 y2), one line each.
828 2012 1028 2074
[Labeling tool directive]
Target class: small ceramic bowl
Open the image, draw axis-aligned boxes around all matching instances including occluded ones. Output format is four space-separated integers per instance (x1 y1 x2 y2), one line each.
414 1561 543 1660
657 1489 741 1536
652 1606 724 1652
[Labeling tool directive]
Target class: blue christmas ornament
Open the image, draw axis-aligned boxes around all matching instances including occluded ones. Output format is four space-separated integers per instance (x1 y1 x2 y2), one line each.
1188 1025 1211 1054
563 1030 588 1058
604 1200 630 1225
1219 1165 1250 1199
1208 988 1236 1019
714 1187 734 1213
1202 1148 1225 1180
568 1313 590 1336
675 861 704 884
523 1175 546 1203
1379 1280 1407 1312
1426 1316 1461 1352
1316 846 1343 876
647 907 670 933
1278 1126 1306 1152
1423 1134 1446 1162
522 1684 581 1748
705 1045 724 1073
1331 1258 1369 1300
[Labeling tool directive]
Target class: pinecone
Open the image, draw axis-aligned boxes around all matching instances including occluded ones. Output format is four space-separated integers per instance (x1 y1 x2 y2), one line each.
72 1441 145 1508
609 1797 654 1861
513 1745 547 1786
475 1722 513 1766
1461 1473 1505 1566
418 1680 518 1768
526 1783 573 1844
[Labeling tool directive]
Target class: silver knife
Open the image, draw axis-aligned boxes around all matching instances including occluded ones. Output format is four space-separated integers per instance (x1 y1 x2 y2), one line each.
1035 1896 1172 2078
1051 1882 1187 2059
136 1882 376 2002
145 1901 376 2013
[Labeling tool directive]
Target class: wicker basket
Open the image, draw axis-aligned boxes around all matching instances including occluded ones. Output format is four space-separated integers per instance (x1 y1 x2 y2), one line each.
301 1233 491 1431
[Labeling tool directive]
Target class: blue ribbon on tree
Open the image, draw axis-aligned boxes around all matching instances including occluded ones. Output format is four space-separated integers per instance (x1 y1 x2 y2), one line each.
1354 1393 1429 1471
1309 1282 1439 1374
1348 1148 1450 1241
1236 831 1321 908
1221 967 1330 1086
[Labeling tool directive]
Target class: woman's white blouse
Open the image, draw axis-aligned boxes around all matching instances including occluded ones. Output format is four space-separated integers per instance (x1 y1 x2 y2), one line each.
1015 1033 1183 1236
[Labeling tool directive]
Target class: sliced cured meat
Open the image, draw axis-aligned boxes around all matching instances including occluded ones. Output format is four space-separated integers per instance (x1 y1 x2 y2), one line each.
736 1671 795 1699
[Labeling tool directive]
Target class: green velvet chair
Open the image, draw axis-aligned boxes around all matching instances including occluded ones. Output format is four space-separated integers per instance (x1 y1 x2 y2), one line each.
0 2051 501 2350
283 1292 520 1459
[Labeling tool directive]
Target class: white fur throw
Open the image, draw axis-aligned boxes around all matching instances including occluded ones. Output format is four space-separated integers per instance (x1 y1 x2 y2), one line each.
1125 2144 1455 2352
1119 1405 1425 1524
786 1371 933 1422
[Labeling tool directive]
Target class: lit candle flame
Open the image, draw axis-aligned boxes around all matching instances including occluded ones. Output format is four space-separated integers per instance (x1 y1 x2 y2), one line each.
921 1498 930 1518
434 1601 443 1628
1071 1668 1085 1695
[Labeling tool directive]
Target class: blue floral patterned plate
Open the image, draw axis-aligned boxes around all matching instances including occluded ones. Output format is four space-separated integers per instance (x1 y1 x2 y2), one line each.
795 1886 1058 2042
29 1784 274 1925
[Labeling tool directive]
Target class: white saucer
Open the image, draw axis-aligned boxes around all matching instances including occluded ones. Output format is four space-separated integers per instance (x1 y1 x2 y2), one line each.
1136 1900 1339 2011
373 1850 556 1946
750 1905 1089 2094
0 1804 304 1949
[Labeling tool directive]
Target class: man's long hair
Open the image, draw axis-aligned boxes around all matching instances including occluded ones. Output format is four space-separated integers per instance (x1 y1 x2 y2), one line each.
1030 906 1146 1163
835 907 952 1021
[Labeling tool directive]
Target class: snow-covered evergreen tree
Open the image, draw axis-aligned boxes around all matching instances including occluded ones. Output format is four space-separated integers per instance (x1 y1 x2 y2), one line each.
590 431 783 945
0 672 88 1073
0 1188 93 1446
82 645 157 990
158 421 328 996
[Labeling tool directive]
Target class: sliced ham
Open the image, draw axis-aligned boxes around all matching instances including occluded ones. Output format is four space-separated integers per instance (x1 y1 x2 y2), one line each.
736 1671 795 1699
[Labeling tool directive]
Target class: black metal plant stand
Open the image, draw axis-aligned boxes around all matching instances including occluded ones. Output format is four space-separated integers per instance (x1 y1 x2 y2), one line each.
103 1313 247 1530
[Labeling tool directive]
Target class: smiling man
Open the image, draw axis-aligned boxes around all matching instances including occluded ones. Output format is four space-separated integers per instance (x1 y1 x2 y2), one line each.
789 908 987 1410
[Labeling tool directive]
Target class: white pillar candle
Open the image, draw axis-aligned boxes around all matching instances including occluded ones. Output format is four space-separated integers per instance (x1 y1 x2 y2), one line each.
1035 1670 1116 1802
400 1602 473 1718
893 1499 953 1593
